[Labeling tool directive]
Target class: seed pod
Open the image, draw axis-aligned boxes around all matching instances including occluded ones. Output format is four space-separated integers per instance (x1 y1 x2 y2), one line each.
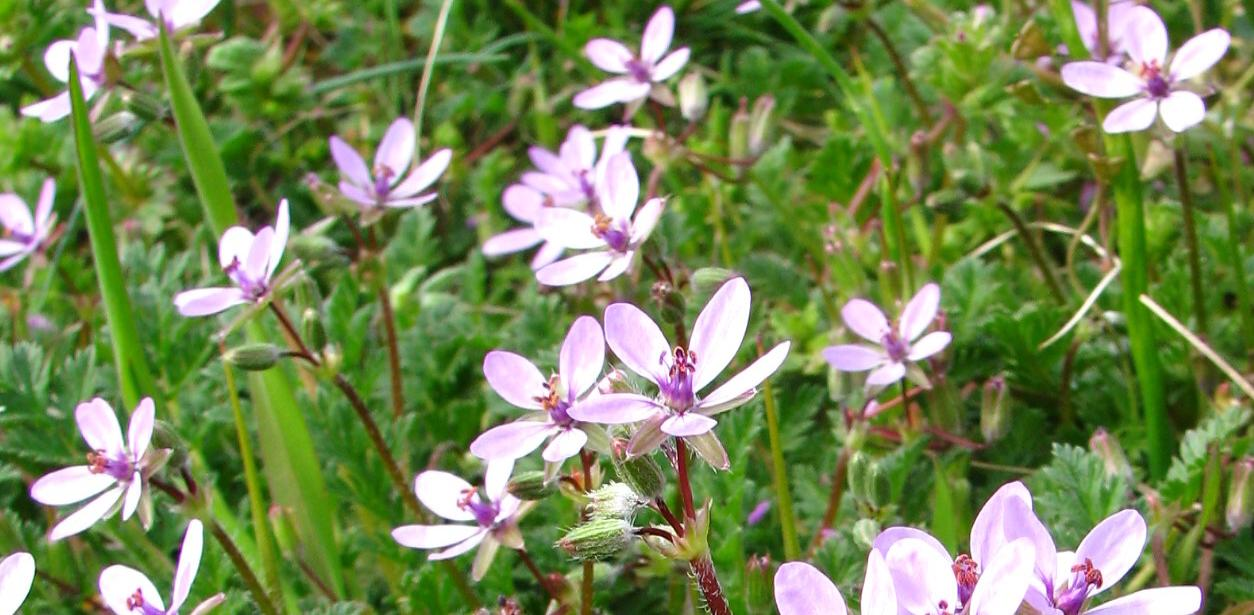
1089 428 1134 483
652 281 685 330
224 343 283 371
507 470 554 501
866 461 892 509
745 555 773 612
121 89 167 121
612 441 665 499
852 518 881 552
585 482 645 521
93 111 144 144
556 518 632 562
1227 457 1254 533
847 451 872 504
678 72 708 122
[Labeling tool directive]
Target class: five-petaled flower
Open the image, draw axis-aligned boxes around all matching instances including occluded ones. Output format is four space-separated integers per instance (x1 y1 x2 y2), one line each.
0 552 35 615
91 0 222 41
533 151 663 285
30 398 170 541
0 178 57 272
21 5 111 123
574 5 690 111
823 282 951 390
1060 6 1229 133
470 316 606 466
482 125 631 270
99 519 226 615
569 277 791 469
329 117 452 217
774 549 898 615
392 459 525 581
173 199 290 317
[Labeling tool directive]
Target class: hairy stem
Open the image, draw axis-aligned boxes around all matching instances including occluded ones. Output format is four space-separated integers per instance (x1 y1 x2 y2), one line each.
207 517 281 615
689 553 733 615
675 439 697 520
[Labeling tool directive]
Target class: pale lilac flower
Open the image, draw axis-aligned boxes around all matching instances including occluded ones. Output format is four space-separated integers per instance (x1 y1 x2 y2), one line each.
90 0 221 40
736 1 761 14
569 277 791 468
0 179 57 272
822 283 950 389
173 199 289 317
392 459 524 581
329 117 452 214
746 500 770 525
482 125 630 269
470 316 605 464
1060 7 1229 133
21 7 110 122
0 552 35 615
30 398 170 541
534 152 663 285
99 520 226 615
774 550 898 615
574 6 690 110
1069 0 1136 60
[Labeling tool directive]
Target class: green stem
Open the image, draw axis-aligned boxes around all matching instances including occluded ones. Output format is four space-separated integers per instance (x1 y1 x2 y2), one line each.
411 0 454 155
1173 145 1209 341
1208 143 1254 368
761 373 800 561
998 201 1066 304
880 175 913 300
206 518 282 615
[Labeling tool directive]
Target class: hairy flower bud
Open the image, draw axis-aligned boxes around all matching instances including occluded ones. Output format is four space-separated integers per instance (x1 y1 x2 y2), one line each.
224 343 283 371
612 440 665 499
652 281 686 329
585 482 646 521
748 95 775 156
556 518 632 562
121 90 167 122
678 72 708 122
288 234 349 267
690 267 737 297
980 374 1010 442
93 112 144 144
745 555 773 612
1227 457 1254 533
301 309 328 352
1089 427 1134 483
507 470 555 501
853 518 881 551
728 98 750 161
847 451 872 504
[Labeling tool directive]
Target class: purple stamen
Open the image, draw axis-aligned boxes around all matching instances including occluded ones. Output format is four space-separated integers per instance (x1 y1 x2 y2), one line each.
458 488 499 528
374 166 395 199
881 332 910 362
952 554 979 607
1055 558 1104 615
127 588 165 615
659 347 697 412
591 213 630 252
625 59 653 83
88 450 133 482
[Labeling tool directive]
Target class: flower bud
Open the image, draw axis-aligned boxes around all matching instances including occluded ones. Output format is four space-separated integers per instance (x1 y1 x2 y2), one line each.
224 343 284 371
596 368 633 395
288 234 348 267
268 504 298 556
1227 457 1254 533
866 462 891 508
612 440 665 499
690 267 737 297
507 470 555 501
852 518 881 551
301 309 328 352
980 374 1010 443
148 421 185 470
678 72 707 122
748 95 775 156
585 482 646 521
728 98 750 161
847 451 872 504
121 89 167 121
745 555 772 612
93 111 144 144
1089 428 1134 483
556 518 632 562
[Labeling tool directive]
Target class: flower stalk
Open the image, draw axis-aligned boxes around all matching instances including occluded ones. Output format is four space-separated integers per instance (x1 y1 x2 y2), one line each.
1173 145 1208 340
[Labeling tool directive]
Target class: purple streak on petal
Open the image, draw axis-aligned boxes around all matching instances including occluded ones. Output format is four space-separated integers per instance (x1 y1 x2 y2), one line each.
841 298 891 342
468 421 553 461
1169 29 1230 81
482 351 546 410
567 393 662 424
536 252 615 286
1060 62 1143 98
603 302 671 384
688 277 751 393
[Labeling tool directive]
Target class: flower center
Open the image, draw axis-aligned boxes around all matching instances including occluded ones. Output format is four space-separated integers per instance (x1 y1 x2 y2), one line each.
3 227 34 245
224 258 269 300
1138 61 1172 99
458 488 499 528
87 449 133 481
126 588 165 615
625 58 653 83
658 346 697 412
373 165 395 199
591 213 630 252
952 554 980 607
881 331 910 362
1055 558 1104 615
534 375 574 427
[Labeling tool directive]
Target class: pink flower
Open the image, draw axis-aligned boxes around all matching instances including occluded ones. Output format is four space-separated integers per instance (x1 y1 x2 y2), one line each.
329 117 452 215
482 125 630 270
574 6 690 110
0 179 57 272
392 460 523 581
0 552 35 615
30 398 170 541
1069 0 1136 61
533 151 664 285
470 316 605 464
1060 6 1229 133
569 277 790 468
21 5 110 123
90 0 221 41
774 550 897 615
735 1 761 14
173 199 289 317
99 520 226 615
822 283 951 390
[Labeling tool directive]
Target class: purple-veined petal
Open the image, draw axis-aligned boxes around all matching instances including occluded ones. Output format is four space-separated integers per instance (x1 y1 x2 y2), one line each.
0 195 33 237
1169 29 1229 81
640 5 675 63
885 538 959 615
521 170 571 196
866 362 907 387
531 241 565 270
483 229 543 256
661 412 717 437
967 538 1035 615
0 552 35 615
651 47 689 81
899 283 941 341
599 125 632 165
626 413 669 457
120 472 142 520
862 550 898 615
568 393 662 424
629 197 664 245
76 398 124 456
430 530 488 561
698 341 790 413
413 471 476 522
822 345 885 372
392 149 452 198
99 565 165 615
536 252 615 286
542 428 588 462
603 302 671 384
169 519 204 613
970 481 1030 565
1060 62 1143 98
585 38 633 73
842 299 891 342
1003 496 1059 589
774 562 847 615
689 277 751 393
469 421 553 461
907 331 952 362
267 199 289 279
1084 586 1202 615
501 184 545 222
217 226 255 269
188 595 227 615
374 117 415 180
243 226 273 283
601 152 640 221
30 466 115 506
1124 6 1168 67
482 350 546 410
561 316 605 399
1074 509 1146 594
329 135 371 188
127 397 155 458
174 287 249 317
1159 90 1206 133
687 429 729 469
49 485 124 541
573 78 652 109
339 180 377 207
484 458 514 502
393 524 483 550
872 526 951 562
535 208 604 250
73 27 106 76
1103 97 1158 133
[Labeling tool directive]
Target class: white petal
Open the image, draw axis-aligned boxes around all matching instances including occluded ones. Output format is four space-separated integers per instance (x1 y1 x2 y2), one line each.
482 228 543 256
49 485 124 541
688 277 751 393
374 117 415 180
640 5 675 63
391 149 452 198
329 136 371 188
1074 509 1146 594
393 524 484 549
603 302 671 384
1084 586 1202 615
534 208 604 250
698 342 790 413
907 332 951 362
1102 98 1158 133
127 397 155 458
99 565 165 615
1124 6 1168 66
1169 29 1229 81
560 315 605 399
841 299 891 342
30 466 115 506
469 421 554 461
267 199 290 279
429 530 487 560
774 562 847 615
0 552 35 615
541 428 588 462
536 252 614 286
1060 62 1143 98
413 471 476 522
120 474 142 520
1159 90 1206 133
573 79 652 109
170 519 204 613
76 398 125 456
899 283 941 341
651 47 689 81
866 362 907 387
661 413 717 437
584 38 633 73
